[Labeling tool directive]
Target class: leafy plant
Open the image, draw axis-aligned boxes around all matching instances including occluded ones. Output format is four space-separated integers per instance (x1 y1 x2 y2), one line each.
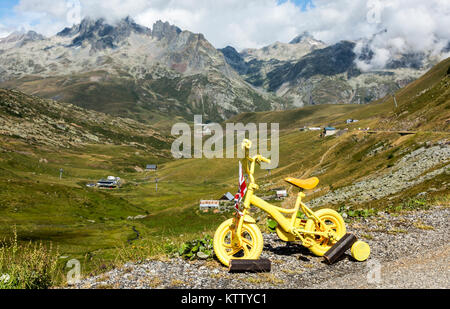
267 218 278 233
267 212 307 233
178 236 214 261
163 241 178 257
387 198 430 213
297 212 307 220
338 205 377 219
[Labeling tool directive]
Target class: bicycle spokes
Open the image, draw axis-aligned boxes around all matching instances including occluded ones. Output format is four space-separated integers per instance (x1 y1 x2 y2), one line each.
223 230 255 258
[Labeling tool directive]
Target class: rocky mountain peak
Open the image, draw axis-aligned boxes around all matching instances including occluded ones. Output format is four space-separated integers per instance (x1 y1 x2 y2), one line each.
56 17 186 50
57 17 95 37
289 31 325 46
218 46 248 74
57 17 151 50
290 31 313 44
235 31 327 65
220 46 241 60
151 20 182 41
118 16 150 34
443 41 450 53
0 30 45 47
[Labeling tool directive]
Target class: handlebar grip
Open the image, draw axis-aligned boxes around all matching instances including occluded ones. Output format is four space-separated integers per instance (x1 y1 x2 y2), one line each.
259 156 271 164
242 139 252 150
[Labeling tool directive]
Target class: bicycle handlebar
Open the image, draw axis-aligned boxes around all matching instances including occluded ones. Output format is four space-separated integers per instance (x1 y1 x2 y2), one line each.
258 156 271 164
241 139 271 164
241 139 272 187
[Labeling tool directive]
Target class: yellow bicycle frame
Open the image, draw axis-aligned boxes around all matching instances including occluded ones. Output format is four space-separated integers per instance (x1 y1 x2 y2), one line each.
233 149 334 248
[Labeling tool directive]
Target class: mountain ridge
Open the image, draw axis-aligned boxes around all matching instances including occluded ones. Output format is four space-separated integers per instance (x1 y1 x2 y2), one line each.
0 17 285 124
220 29 446 108
1 17 447 124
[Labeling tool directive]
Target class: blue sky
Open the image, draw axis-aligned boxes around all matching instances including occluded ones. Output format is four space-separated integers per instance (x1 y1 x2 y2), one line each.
0 0 18 19
278 0 314 11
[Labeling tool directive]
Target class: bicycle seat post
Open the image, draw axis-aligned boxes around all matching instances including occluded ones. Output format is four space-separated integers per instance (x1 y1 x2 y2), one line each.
294 190 305 211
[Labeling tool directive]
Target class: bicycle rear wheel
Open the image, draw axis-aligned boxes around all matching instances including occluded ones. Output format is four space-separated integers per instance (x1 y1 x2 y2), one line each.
304 209 346 257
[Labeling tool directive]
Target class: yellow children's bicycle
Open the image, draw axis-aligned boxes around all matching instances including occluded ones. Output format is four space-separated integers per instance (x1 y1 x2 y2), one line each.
213 139 352 267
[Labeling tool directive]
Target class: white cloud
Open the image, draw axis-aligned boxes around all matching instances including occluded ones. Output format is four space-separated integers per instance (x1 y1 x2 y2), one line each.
0 24 13 39
291 0 450 70
7 0 450 68
136 0 304 50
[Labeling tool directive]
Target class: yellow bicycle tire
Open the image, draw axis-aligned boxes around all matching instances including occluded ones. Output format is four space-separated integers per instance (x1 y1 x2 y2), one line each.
213 219 264 267
305 209 346 257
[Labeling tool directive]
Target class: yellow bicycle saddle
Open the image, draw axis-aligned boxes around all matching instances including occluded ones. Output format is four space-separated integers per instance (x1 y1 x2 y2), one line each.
285 177 319 190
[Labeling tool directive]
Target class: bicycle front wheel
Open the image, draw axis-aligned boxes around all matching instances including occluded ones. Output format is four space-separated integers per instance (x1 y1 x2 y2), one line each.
213 219 264 267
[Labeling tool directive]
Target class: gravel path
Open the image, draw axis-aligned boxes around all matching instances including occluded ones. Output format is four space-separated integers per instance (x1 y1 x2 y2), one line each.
71 206 450 289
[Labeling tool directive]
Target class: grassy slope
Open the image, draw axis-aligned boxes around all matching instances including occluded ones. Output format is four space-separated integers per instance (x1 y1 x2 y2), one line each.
0 58 448 282
0 72 179 131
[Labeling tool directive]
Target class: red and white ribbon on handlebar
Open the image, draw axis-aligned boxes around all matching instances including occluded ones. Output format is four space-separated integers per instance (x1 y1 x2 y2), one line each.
234 161 247 217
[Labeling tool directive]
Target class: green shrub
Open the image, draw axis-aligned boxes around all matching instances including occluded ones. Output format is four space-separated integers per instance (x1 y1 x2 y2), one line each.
178 236 214 261
267 211 306 233
267 219 278 233
0 229 60 289
387 198 430 213
338 205 377 219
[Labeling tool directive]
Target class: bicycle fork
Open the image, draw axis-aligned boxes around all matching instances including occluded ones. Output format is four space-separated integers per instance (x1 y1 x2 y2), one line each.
231 185 257 249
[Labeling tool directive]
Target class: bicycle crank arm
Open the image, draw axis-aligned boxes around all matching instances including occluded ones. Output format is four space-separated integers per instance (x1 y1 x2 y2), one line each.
295 229 330 238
